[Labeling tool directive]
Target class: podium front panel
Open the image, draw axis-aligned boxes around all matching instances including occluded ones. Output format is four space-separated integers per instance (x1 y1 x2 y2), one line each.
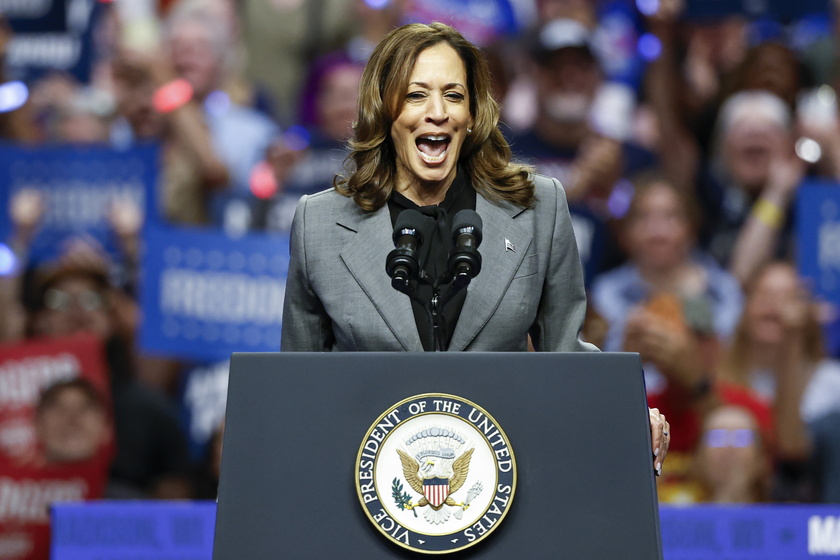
213 352 662 559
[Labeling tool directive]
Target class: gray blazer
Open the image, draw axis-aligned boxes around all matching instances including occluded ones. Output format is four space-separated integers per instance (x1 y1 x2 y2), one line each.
281 174 597 353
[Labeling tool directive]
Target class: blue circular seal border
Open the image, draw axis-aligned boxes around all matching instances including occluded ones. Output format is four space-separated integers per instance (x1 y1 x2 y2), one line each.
355 393 517 554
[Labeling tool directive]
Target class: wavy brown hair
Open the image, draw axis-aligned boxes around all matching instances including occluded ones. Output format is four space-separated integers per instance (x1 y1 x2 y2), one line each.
335 22 533 211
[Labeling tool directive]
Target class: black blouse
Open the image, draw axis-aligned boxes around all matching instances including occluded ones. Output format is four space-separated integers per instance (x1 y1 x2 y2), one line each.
387 169 477 351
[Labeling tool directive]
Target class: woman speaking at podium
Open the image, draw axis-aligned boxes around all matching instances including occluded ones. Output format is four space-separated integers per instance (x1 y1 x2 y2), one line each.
280 22 669 472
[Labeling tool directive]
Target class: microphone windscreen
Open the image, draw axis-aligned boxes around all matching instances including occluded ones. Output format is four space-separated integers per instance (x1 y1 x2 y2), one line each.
451 209 483 246
393 209 427 244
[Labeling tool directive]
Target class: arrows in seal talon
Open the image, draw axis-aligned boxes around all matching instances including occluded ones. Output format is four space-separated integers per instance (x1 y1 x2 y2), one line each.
453 481 483 520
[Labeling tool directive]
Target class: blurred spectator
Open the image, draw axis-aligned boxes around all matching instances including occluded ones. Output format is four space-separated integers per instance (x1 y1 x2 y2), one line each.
241 0 355 126
719 262 840 501
644 3 814 286
164 3 282 227
264 53 363 232
644 5 750 165
25 251 192 499
587 170 765 505
48 88 115 144
704 91 805 286
110 47 228 225
35 379 111 465
590 172 743 454
536 0 645 89
591 172 743 377
0 379 113 560
508 18 657 283
692 405 771 503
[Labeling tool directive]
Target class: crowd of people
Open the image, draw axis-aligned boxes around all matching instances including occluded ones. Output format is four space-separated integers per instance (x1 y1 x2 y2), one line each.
0 1 839 545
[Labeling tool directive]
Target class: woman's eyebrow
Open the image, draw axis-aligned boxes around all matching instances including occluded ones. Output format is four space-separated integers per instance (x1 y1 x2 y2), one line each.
408 81 466 89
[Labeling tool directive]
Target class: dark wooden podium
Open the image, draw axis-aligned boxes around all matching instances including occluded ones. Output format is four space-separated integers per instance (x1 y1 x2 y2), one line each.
213 352 663 559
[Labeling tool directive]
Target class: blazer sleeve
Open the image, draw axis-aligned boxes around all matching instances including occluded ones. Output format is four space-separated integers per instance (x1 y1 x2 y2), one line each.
530 177 600 353
280 195 335 351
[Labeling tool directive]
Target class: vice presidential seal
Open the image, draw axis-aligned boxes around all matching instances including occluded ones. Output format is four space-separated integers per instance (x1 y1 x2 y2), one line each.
355 394 516 554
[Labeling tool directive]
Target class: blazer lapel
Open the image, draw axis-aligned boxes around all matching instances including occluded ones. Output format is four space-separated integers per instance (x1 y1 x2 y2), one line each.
448 196 533 351
338 207 423 351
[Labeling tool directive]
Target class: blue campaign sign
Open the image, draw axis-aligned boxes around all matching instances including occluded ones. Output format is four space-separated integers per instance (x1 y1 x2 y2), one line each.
4 0 67 32
50 502 840 559
661 505 840 558
5 0 105 83
51 501 216 560
797 180 840 307
0 143 159 263
140 226 289 362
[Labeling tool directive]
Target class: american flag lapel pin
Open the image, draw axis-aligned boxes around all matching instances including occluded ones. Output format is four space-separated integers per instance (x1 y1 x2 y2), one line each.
505 238 515 252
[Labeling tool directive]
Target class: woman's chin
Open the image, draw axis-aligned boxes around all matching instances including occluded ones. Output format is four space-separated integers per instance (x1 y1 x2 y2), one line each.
412 165 456 188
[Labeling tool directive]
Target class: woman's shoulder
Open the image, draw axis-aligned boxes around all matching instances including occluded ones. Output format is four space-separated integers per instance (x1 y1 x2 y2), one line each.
523 173 569 214
296 187 359 216
289 187 361 232
528 173 568 203
529 172 564 191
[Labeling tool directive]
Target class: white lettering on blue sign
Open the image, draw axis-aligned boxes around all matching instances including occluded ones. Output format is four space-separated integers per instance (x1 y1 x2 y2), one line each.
809 516 840 555
11 180 145 228
160 269 284 324
7 34 82 69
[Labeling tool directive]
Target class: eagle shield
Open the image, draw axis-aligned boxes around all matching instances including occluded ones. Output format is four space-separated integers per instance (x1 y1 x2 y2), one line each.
423 477 450 508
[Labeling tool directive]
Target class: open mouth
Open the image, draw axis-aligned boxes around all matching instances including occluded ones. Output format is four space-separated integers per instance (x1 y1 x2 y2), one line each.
416 134 451 164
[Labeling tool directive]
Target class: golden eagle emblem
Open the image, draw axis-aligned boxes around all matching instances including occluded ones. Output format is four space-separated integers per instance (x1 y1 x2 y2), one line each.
392 427 483 525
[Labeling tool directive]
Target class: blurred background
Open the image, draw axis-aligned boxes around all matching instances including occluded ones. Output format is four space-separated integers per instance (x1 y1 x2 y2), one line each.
2 0 840 557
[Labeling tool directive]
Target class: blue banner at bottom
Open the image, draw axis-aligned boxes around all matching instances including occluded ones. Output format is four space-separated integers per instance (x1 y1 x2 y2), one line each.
50 503 840 559
51 502 216 560
661 505 840 558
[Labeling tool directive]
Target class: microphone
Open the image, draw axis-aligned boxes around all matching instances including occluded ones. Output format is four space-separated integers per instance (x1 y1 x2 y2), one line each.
448 209 482 281
386 209 426 293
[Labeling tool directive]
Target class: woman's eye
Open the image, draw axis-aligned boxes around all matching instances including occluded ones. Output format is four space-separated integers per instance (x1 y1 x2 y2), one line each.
406 91 425 100
446 92 465 101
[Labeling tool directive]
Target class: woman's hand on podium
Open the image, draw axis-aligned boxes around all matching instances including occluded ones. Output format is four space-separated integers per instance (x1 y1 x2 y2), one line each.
649 408 670 476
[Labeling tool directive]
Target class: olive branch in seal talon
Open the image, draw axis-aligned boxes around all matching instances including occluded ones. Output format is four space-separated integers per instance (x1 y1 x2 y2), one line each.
392 478 418 517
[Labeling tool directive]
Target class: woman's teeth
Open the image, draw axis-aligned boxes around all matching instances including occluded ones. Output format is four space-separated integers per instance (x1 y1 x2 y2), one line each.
416 135 450 164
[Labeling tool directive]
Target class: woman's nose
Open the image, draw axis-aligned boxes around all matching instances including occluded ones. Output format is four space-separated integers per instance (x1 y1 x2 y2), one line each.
425 93 448 124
